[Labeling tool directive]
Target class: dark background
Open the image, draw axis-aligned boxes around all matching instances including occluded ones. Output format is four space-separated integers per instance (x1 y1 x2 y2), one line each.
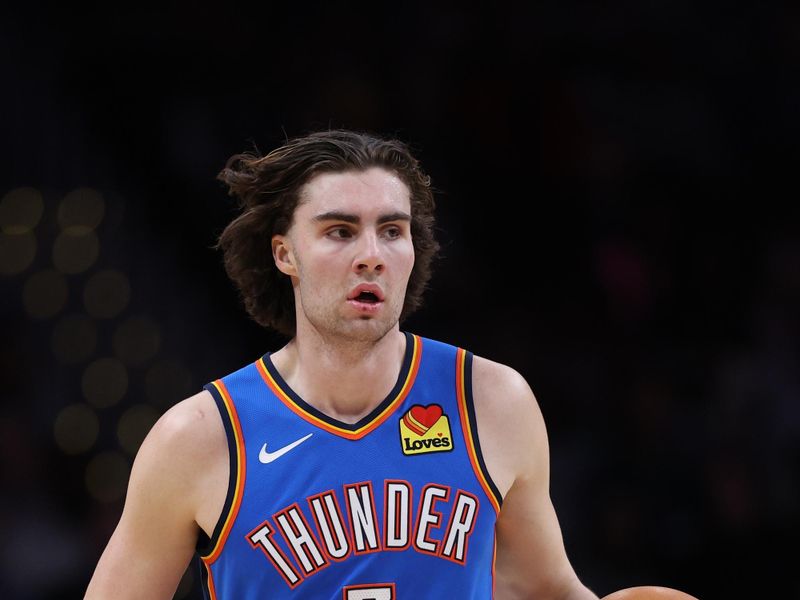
2 2 799 599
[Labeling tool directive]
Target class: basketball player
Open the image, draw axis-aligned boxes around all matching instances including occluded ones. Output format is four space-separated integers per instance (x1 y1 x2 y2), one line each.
85 130 598 599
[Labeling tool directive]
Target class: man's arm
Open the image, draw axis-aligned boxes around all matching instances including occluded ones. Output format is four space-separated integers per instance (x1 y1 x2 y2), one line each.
472 357 597 600
84 391 228 599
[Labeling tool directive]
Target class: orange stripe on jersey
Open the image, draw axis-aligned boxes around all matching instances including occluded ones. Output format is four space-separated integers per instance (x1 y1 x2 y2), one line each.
255 334 422 440
491 535 497 597
202 379 247 564
455 349 501 515
204 568 219 600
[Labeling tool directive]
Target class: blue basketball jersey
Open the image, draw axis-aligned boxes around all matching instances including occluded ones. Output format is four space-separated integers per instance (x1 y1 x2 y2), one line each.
197 332 503 599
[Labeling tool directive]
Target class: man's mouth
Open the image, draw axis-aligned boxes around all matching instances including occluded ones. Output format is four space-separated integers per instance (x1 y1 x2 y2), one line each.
347 285 385 315
347 284 385 304
354 291 380 304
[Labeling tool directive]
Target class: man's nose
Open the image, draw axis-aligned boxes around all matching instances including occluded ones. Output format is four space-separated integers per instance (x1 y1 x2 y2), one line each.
352 231 385 273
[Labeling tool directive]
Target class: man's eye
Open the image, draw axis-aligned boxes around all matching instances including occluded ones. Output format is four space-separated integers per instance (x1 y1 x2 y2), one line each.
383 226 402 239
329 227 352 239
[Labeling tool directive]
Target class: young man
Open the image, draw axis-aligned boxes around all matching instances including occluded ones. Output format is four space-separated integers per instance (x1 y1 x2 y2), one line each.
85 130 598 599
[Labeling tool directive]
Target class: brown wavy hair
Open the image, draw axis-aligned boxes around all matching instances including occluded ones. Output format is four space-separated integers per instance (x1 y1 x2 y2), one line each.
215 129 440 337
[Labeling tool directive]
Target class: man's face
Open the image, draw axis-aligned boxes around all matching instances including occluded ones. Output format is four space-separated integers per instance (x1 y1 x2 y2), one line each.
273 167 415 343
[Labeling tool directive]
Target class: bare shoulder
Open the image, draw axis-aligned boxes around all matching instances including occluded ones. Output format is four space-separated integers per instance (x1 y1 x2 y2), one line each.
471 355 538 408
471 355 544 430
144 389 226 461
470 355 549 497
84 390 228 598
131 390 228 530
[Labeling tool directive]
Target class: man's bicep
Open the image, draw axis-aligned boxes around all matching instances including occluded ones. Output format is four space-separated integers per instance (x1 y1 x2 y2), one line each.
495 473 582 598
86 513 197 599
485 368 588 597
84 407 203 599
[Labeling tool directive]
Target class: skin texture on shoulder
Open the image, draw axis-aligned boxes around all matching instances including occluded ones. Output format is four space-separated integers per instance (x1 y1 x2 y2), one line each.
84 390 228 599
471 356 598 600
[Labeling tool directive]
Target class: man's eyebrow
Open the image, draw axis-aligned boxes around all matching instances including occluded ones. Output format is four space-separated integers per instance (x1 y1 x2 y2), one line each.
377 211 412 224
311 211 411 224
312 211 359 224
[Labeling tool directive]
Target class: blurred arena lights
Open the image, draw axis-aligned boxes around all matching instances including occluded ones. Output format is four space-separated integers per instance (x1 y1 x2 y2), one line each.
52 229 99 274
0 187 44 233
82 357 129 408
51 187 105 275
145 358 193 408
116 404 160 457
22 268 69 319
112 316 161 366
83 269 131 319
51 314 98 365
85 451 130 503
0 229 36 275
53 403 99 455
57 187 105 233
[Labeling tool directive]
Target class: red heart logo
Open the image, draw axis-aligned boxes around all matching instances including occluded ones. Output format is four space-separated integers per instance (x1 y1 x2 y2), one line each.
409 404 442 430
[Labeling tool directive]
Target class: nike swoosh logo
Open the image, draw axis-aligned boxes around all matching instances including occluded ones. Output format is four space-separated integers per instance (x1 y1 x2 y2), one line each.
259 433 314 464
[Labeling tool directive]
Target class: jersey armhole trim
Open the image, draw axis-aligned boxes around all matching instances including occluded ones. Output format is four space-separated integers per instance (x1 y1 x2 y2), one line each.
455 349 503 513
198 379 247 565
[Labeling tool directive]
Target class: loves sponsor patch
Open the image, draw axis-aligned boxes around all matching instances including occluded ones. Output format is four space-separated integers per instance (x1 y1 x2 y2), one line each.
399 404 453 456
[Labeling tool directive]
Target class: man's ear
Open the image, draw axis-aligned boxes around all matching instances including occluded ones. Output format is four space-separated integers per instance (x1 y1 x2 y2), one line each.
272 234 297 277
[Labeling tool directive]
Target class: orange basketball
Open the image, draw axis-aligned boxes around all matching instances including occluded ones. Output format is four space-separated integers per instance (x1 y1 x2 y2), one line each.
602 586 700 600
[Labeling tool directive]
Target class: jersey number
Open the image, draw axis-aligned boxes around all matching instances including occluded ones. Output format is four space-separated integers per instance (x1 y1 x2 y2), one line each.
343 583 396 599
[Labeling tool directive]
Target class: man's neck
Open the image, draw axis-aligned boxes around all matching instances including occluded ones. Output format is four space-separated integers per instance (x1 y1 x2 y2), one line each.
270 327 407 424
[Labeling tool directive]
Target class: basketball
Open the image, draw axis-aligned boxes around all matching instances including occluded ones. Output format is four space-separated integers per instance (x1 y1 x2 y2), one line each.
602 586 700 600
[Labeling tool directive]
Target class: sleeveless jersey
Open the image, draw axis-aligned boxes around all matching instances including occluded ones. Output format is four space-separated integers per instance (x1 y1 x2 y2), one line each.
197 332 503 599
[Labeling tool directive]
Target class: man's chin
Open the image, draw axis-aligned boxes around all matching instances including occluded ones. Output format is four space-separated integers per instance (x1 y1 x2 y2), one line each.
338 317 398 343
